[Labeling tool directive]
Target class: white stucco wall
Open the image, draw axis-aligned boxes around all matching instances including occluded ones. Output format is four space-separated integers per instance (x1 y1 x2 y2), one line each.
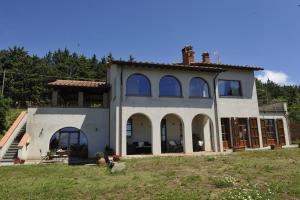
25 107 109 159
108 64 218 156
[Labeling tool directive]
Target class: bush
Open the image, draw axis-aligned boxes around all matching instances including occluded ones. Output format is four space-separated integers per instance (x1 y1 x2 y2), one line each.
95 152 104 159
104 146 115 156
113 155 121 162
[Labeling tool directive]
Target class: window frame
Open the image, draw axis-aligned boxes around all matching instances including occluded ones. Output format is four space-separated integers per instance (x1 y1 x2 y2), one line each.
189 77 211 98
159 75 183 98
126 73 152 97
126 118 133 137
218 79 243 98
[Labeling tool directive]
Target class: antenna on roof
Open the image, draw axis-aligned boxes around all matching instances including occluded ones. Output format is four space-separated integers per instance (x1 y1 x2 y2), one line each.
214 51 220 64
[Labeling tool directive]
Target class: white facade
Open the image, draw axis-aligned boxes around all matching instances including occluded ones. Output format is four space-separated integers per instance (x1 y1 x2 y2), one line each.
1 58 292 161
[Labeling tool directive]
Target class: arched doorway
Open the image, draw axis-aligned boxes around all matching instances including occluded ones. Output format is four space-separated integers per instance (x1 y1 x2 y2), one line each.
161 114 184 153
192 114 214 152
126 113 152 155
49 127 88 158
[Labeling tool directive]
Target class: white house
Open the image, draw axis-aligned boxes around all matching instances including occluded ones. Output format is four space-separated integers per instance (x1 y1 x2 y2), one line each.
0 46 291 163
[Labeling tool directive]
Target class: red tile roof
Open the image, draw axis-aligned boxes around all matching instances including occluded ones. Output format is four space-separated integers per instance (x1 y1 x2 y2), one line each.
111 60 264 71
48 80 107 88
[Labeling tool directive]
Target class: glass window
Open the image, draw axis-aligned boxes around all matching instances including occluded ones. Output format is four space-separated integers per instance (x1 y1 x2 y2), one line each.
218 80 242 97
159 76 182 97
265 119 276 140
126 118 133 137
126 74 151 96
190 78 210 97
49 127 88 152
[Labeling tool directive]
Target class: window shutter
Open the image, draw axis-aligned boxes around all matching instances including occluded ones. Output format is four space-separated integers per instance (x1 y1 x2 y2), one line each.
249 118 259 148
276 119 286 145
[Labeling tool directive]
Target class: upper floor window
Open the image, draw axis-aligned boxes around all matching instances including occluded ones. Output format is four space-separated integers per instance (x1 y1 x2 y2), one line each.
189 77 210 97
126 74 151 96
218 80 242 97
159 75 182 97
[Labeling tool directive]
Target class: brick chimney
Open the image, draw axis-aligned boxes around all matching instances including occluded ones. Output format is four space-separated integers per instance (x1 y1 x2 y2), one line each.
182 45 195 65
202 52 210 64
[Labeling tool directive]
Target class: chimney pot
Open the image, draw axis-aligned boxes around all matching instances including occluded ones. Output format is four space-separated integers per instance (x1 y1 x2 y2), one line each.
202 52 210 64
182 45 195 65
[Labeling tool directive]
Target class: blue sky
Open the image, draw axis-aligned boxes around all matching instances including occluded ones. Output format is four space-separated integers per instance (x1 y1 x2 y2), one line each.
0 0 300 84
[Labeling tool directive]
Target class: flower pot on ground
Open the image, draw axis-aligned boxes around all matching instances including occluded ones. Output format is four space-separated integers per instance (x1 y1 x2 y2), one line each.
270 144 275 150
95 152 105 165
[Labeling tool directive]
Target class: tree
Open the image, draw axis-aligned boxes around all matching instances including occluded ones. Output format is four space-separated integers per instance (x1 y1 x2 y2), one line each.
0 95 10 134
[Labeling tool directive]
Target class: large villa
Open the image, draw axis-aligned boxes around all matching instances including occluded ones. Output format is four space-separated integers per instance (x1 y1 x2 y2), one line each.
0 46 291 163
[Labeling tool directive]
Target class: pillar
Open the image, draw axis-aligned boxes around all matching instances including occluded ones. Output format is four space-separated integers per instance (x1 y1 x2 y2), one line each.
78 91 84 107
52 90 58 106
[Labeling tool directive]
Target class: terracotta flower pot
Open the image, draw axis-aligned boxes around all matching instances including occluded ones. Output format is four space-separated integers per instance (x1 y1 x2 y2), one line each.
98 158 106 165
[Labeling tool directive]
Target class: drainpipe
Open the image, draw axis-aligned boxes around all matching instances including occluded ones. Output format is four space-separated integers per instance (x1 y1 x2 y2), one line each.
118 65 124 156
213 71 222 152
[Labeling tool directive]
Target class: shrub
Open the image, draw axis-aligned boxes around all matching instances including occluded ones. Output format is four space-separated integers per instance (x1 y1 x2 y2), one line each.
104 146 115 156
210 175 236 188
113 155 121 162
95 152 104 159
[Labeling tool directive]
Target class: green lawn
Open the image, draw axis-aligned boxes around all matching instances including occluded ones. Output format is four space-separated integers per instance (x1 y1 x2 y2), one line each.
1 149 300 200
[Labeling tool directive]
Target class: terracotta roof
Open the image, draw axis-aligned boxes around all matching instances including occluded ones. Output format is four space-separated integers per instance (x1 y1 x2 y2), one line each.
48 80 107 88
111 60 263 71
191 62 264 71
111 60 225 73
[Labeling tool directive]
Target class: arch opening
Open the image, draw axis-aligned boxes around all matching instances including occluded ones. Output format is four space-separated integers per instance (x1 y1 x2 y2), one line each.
192 114 214 152
49 127 88 158
126 113 152 155
161 114 184 153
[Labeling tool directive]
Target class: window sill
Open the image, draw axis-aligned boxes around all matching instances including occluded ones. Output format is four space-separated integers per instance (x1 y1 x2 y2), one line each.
159 96 183 98
126 95 152 97
219 96 244 99
189 96 212 99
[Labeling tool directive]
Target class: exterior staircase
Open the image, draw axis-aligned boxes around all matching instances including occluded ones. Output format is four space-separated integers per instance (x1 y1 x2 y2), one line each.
0 124 26 164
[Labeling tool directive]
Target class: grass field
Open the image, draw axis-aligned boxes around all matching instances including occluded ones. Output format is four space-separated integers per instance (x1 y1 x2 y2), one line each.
1 148 300 200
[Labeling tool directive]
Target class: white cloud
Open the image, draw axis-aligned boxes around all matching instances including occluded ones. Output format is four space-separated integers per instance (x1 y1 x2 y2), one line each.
256 70 293 85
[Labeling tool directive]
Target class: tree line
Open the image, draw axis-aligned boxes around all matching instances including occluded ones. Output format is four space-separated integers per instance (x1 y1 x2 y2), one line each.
0 46 299 134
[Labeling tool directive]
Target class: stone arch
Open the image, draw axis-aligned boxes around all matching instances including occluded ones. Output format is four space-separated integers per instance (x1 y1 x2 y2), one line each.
191 114 215 152
160 113 185 153
126 113 153 155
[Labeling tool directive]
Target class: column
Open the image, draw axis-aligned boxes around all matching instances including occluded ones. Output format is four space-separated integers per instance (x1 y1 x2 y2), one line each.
78 91 84 107
152 118 161 155
52 90 58 106
183 119 193 154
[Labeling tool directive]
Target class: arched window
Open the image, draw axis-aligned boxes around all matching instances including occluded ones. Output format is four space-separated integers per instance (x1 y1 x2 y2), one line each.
49 127 88 158
189 77 210 97
126 74 151 96
159 75 182 97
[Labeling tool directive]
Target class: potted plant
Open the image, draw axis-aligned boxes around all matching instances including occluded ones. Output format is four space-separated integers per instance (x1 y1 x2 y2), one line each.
113 155 121 162
95 152 106 165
